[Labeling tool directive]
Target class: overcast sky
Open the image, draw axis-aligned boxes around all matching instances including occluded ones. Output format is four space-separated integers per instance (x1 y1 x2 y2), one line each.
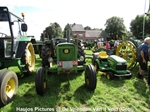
0 0 149 40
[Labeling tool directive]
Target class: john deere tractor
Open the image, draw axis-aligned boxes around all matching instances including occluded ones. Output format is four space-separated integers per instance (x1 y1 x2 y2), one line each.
93 51 132 80
35 29 97 95
0 7 35 106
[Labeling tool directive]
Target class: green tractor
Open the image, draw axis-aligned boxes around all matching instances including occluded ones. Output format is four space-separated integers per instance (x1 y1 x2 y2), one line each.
0 7 35 106
83 41 97 50
33 39 43 58
93 51 132 80
35 30 97 95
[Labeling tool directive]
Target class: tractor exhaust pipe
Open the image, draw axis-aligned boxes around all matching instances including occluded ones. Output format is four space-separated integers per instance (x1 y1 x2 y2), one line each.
66 29 70 43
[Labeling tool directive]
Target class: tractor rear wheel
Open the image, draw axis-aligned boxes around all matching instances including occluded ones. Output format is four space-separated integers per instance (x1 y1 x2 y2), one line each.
41 45 51 67
0 70 18 107
39 46 43 58
78 45 86 65
106 72 114 80
21 43 35 75
85 64 97 90
116 41 137 70
35 67 47 95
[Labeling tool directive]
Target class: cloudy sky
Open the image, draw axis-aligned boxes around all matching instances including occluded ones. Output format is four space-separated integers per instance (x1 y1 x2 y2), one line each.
0 0 149 40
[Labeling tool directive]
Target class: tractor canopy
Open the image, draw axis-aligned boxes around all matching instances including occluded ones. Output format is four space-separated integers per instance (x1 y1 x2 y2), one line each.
0 7 27 38
0 7 28 59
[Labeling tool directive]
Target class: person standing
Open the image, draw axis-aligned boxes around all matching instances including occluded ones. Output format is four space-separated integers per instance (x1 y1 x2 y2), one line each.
114 39 119 49
97 40 104 49
137 37 150 82
106 41 110 50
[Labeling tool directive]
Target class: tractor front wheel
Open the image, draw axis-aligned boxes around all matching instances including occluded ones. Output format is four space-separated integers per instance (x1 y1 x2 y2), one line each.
0 70 18 107
35 67 47 95
85 64 97 90
125 71 132 79
106 72 115 80
22 43 35 76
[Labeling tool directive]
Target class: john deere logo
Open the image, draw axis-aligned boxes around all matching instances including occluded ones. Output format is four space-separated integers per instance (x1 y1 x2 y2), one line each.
63 49 70 54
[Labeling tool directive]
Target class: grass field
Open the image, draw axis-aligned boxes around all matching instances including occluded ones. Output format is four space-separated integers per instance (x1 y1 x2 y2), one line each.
0 50 150 112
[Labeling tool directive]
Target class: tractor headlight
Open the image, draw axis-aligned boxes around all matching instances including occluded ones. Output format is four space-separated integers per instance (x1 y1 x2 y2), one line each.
48 57 53 62
79 56 84 61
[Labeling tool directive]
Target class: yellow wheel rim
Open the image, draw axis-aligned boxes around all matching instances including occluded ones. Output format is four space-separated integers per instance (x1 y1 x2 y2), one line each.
116 41 137 70
94 64 97 70
26 43 35 71
26 50 32 66
6 78 15 98
86 79 90 85
43 82 46 89
107 74 110 80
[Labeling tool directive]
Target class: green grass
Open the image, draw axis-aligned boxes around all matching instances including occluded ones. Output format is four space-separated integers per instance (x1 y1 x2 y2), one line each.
0 50 150 112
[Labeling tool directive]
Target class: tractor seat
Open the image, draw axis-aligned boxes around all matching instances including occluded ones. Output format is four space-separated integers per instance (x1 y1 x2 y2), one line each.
99 51 108 59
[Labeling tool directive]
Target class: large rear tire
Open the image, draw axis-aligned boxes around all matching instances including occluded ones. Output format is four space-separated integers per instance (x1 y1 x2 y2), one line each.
0 70 18 107
116 41 137 70
35 67 47 95
41 45 52 67
85 64 97 90
21 43 35 75
78 44 86 65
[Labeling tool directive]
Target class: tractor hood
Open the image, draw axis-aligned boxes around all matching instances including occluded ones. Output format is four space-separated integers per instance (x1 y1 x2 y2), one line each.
108 55 127 63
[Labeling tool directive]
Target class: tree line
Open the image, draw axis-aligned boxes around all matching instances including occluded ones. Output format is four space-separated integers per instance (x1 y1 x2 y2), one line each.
40 15 150 41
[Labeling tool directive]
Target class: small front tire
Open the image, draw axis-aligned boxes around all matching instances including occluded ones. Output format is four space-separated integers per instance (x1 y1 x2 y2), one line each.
35 67 47 95
106 72 114 80
85 64 97 90
0 70 18 107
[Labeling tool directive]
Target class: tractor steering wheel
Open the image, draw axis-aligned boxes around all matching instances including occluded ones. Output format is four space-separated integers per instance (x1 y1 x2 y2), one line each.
0 32 7 37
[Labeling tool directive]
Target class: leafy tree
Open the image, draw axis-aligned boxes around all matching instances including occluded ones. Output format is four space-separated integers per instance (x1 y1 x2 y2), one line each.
44 22 63 40
84 26 91 30
130 15 150 39
63 23 73 38
105 16 126 40
93 28 103 30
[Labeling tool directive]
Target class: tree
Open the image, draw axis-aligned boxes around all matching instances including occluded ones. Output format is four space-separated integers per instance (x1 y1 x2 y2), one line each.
44 22 63 40
130 15 150 39
84 26 91 30
93 28 103 30
63 23 73 38
105 16 126 40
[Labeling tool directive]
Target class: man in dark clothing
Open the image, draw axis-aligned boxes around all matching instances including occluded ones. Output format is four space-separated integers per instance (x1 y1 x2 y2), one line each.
137 37 150 82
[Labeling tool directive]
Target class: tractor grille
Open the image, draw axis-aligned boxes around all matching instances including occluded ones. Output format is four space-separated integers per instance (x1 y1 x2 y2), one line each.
116 65 127 70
